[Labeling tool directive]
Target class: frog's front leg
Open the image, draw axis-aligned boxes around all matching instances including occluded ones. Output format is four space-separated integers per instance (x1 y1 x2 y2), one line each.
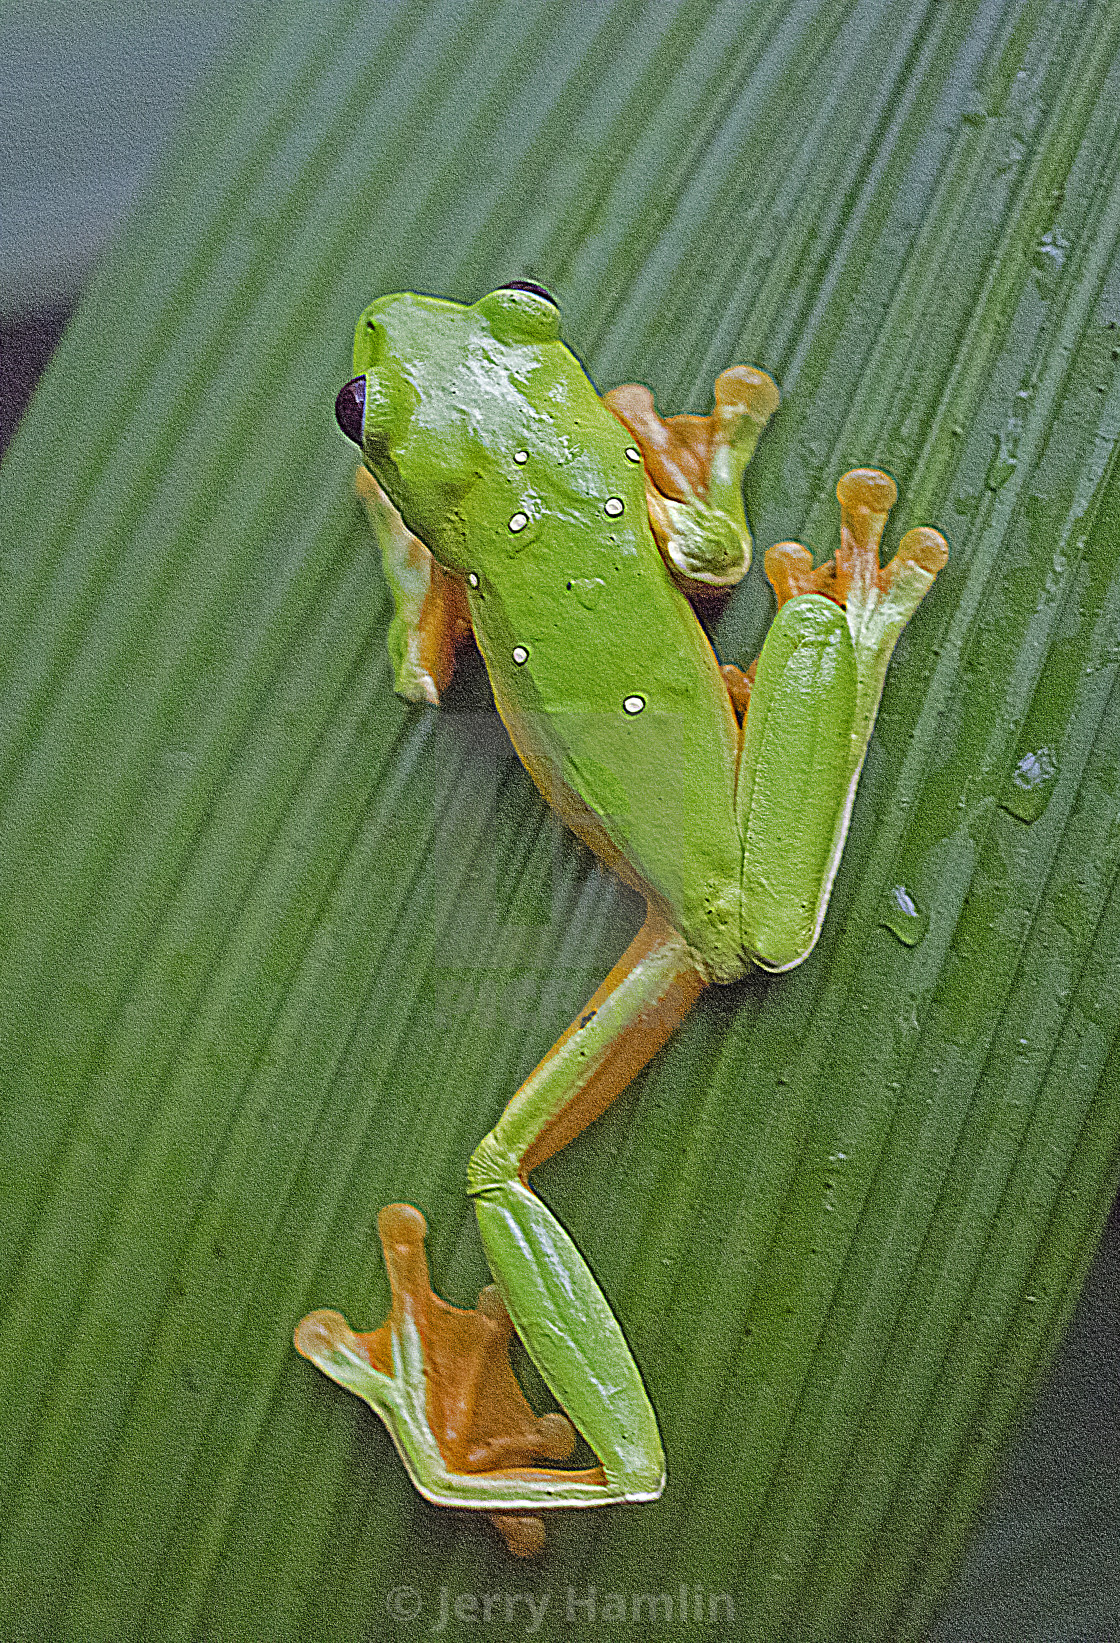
354 467 472 704
738 469 949 971
295 907 706 1551
604 366 779 593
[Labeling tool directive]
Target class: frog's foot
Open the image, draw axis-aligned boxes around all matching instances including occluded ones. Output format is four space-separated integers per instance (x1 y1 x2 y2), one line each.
765 469 949 621
764 468 948 721
354 468 472 704
294 1204 597 1556
603 366 779 595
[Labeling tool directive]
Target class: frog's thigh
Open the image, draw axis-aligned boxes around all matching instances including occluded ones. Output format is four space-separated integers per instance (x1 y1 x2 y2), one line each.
736 593 857 971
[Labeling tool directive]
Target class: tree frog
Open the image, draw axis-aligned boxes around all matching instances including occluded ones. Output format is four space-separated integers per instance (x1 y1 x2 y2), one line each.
294 283 948 1555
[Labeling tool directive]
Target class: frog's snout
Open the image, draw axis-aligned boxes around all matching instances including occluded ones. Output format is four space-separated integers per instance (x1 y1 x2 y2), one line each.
335 375 366 445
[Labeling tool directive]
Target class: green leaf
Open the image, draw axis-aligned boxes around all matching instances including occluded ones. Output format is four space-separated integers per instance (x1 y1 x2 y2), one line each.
2 1 1118 1638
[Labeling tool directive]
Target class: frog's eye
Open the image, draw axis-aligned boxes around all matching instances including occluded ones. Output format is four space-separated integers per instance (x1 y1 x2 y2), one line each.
335 375 366 445
476 282 563 345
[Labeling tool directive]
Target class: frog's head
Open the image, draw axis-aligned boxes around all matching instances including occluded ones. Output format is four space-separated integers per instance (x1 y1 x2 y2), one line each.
334 283 564 563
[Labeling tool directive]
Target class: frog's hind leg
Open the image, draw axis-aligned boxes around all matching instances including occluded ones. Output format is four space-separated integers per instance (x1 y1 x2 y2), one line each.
295 908 706 1548
736 470 948 972
355 467 471 704
603 367 779 594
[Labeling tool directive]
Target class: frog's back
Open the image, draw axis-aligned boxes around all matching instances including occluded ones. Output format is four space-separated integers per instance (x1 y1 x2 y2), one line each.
462 363 745 978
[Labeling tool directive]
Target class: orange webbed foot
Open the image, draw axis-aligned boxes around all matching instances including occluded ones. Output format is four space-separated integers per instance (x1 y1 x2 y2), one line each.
295 1205 582 1556
361 1206 575 1479
764 469 949 617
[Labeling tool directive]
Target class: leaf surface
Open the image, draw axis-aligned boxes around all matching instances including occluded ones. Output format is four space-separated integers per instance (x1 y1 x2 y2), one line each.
1 2 1118 1638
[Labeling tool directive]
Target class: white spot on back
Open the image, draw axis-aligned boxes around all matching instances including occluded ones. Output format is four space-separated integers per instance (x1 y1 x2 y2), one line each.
468 572 479 588
605 497 624 517
625 446 641 463
623 694 645 714
514 450 528 464
509 511 529 533
513 645 529 665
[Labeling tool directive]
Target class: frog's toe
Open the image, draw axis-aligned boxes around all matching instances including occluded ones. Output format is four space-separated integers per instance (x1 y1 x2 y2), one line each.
895 525 950 578
836 466 898 517
714 364 780 435
490 1513 548 1557
835 468 898 596
764 540 818 606
293 1306 360 1366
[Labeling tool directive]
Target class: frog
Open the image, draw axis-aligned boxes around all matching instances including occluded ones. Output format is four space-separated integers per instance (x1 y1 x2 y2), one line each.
294 282 948 1556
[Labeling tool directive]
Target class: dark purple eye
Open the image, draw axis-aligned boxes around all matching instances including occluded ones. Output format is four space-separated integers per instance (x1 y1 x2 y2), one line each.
335 376 366 444
500 280 558 306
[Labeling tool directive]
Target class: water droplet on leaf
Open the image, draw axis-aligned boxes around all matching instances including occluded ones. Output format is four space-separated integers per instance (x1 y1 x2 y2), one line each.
1001 745 1058 822
986 425 1019 490
1032 228 1069 295
881 884 928 946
